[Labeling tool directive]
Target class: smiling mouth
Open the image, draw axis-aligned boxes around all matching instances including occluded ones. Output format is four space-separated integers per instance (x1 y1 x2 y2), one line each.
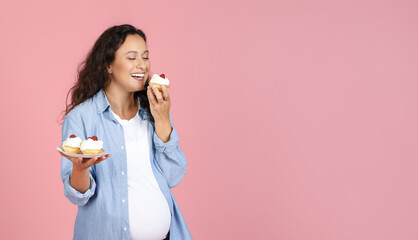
131 73 145 81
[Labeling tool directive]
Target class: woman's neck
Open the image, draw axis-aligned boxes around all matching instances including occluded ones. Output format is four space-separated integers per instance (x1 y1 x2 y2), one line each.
104 86 138 120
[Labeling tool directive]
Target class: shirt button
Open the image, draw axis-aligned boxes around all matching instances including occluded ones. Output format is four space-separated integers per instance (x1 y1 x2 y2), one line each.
117 124 121 127
121 146 124 149
122 199 126 203
123 227 127 231
121 171 125 176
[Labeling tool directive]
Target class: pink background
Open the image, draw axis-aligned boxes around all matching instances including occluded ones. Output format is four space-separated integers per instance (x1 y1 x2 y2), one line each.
1 0 418 239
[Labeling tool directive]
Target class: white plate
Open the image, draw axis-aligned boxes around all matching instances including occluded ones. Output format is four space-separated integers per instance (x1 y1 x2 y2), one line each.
57 146 107 158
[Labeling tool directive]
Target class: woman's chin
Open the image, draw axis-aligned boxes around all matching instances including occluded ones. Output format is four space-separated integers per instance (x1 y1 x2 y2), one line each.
130 82 146 92
137 84 147 91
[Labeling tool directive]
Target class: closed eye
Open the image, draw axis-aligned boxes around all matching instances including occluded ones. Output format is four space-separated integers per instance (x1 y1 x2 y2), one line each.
128 57 149 60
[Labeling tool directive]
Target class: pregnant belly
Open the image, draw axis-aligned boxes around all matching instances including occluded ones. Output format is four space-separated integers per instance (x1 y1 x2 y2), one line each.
128 185 171 240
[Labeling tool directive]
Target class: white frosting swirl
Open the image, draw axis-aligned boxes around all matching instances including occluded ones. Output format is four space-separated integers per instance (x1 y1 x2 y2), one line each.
80 138 104 151
150 74 170 85
63 137 82 147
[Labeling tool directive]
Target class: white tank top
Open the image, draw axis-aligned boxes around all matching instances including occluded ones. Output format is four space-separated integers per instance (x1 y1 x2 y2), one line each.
111 110 171 240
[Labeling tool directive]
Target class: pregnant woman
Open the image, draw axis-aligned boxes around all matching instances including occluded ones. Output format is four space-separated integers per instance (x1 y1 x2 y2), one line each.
58 24 192 240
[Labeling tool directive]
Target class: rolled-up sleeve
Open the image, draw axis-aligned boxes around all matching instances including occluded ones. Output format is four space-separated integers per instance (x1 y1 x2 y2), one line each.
62 169 96 206
60 114 96 206
153 115 187 188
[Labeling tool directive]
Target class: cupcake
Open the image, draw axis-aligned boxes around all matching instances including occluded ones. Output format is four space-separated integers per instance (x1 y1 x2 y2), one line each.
149 73 170 91
62 134 82 154
80 136 104 155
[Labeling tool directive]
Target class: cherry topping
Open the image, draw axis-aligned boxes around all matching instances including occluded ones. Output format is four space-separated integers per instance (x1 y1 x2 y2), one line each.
70 134 76 138
91 136 98 141
160 74 165 79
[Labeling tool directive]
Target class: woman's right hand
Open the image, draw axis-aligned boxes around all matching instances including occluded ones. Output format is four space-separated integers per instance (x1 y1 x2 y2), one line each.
58 151 110 171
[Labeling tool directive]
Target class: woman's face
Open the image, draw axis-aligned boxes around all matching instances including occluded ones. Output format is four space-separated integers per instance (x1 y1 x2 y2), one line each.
107 34 150 93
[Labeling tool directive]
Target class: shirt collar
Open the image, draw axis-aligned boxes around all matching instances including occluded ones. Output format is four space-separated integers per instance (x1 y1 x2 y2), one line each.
95 89 149 120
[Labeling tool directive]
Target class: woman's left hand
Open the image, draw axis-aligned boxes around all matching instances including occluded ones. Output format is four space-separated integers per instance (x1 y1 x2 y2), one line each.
147 85 171 123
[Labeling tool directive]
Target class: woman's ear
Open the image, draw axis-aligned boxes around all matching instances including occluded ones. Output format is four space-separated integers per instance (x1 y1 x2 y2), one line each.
107 65 112 74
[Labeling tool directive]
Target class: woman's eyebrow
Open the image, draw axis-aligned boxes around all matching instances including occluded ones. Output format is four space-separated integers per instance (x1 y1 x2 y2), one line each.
124 50 149 55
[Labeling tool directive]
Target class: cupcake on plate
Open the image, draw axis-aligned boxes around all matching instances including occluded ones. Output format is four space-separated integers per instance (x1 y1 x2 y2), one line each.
62 134 82 154
80 136 104 155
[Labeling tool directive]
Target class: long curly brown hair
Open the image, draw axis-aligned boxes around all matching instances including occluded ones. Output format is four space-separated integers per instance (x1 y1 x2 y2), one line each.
62 24 154 123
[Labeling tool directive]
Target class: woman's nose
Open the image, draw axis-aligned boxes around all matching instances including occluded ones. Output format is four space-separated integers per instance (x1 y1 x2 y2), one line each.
136 59 146 69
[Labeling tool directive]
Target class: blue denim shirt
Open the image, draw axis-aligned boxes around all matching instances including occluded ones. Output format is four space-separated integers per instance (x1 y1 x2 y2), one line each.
60 89 192 240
